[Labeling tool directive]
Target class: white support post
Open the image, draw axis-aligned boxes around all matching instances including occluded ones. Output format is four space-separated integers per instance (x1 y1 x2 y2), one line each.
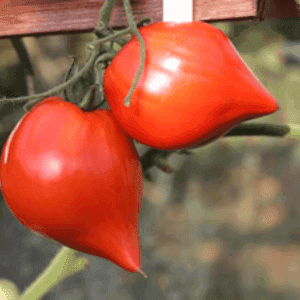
163 0 193 22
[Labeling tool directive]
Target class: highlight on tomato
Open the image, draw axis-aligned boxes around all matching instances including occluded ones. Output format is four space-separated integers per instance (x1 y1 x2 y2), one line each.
0 97 143 273
103 21 279 150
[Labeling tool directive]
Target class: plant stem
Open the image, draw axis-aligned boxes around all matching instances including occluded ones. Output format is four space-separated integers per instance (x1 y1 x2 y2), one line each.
140 123 299 173
20 247 89 300
0 49 100 109
123 0 146 107
63 55 77 102
11 38 36 97
97 0 118 28
141 149 173 172
78 85 97 110
11 38 34 75
1 0 146 110
89 28 130 47
224 123 291 138
90 17 152 48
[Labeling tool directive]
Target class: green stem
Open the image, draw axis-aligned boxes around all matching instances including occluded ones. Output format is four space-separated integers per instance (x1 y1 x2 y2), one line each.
11 38 34 75
20 247 89 300
91 17 152 49
136 17 152 28
225 122 300 141
78 85 97 111
97 0 118 28
91 0 148 108
63 55 77 102
140 123 300 173
123 0 146 107
0 49 100 109
287 124 300 140
89 28 131 48
224 123 291 138
141 149 173 172
1 0 146 110
11 38 36 97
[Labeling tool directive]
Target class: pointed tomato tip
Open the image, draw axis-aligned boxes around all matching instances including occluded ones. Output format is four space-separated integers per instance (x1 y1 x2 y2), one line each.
264 94 279 115
137 267 148 279
271 99 280 114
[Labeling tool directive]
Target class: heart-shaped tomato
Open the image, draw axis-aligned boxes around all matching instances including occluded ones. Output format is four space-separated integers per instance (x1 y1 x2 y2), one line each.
103 21 278 150
0 97 143 273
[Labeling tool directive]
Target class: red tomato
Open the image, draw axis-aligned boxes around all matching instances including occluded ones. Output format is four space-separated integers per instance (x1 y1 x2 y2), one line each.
0 97 143 273
103 21 278 150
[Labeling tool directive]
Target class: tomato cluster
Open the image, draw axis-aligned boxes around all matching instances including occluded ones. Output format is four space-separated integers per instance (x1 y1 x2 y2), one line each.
0 22 278 274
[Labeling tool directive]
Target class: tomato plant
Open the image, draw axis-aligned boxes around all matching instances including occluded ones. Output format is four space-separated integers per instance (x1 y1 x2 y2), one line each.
103 21 279 150
0 97 143 273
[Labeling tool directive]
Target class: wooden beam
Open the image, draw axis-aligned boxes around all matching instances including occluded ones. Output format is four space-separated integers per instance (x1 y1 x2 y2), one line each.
0 0 299 39
194 0 257 22
257 0 300 20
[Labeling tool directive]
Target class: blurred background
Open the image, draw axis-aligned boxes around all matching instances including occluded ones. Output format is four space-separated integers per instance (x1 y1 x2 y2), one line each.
1 17 300 299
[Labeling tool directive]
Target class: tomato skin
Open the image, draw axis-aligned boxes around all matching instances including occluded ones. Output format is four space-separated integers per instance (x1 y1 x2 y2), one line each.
103 21 278 150
0 97 143 273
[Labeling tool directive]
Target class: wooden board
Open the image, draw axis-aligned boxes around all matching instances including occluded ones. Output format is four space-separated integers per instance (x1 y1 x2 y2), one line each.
0 0 299 38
